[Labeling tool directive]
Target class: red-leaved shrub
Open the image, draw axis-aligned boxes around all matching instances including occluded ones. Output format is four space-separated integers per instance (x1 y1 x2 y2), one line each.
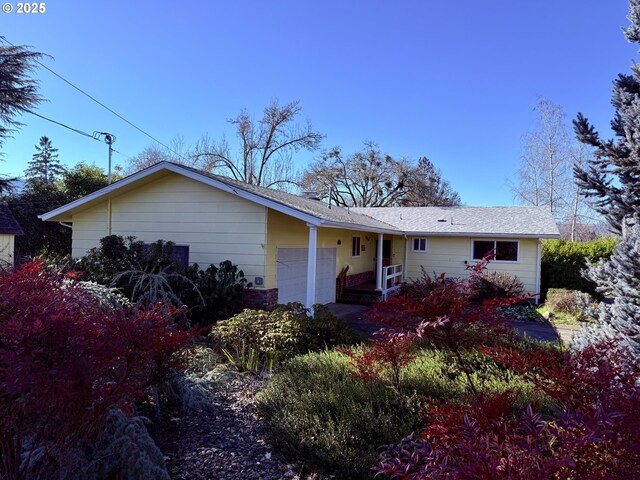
339 255 640 478
337 329 415 394
374 340 640 479
364 254 525 395
0 261 193 478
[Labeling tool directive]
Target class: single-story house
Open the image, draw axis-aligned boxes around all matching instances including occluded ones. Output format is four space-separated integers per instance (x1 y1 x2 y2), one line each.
40 162 560 308
0 204 23 270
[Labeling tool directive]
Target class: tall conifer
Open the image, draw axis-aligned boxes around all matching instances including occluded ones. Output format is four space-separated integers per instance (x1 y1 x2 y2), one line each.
573 1 640 354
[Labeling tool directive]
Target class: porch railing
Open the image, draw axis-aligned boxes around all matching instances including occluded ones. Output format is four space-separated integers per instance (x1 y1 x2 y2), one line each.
382 264 403 300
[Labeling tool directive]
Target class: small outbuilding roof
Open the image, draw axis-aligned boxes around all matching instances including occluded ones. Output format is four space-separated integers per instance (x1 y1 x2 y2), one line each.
351 206 560 238
0 204 23 235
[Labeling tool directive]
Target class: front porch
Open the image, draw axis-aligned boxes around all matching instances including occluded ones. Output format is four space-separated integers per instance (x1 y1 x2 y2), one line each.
337 263 404 305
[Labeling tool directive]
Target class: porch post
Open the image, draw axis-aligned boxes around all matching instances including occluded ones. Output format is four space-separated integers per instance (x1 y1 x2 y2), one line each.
376 233 384 291
306 225 318 309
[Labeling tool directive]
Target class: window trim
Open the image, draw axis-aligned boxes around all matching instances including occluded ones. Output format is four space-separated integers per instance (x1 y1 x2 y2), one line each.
412 237 428 253
470 239 520 263
352 235 362 258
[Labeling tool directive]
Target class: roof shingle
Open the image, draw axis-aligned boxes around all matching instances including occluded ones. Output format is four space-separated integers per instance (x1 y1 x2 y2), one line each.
351 206 560 237
0 205 23 235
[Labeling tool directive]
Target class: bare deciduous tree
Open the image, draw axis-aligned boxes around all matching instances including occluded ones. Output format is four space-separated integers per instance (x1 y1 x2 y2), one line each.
124 136 194 175
512 97 572 216
300 141 412 207
565 142 599 241
195 100 323 190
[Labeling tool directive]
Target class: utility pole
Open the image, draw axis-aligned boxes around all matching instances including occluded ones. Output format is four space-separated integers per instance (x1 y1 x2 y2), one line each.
93 132 116 184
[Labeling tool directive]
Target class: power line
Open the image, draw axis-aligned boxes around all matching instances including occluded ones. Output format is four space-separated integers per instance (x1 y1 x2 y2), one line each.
26 110 99 141
26 110 128 162
1 36 181 159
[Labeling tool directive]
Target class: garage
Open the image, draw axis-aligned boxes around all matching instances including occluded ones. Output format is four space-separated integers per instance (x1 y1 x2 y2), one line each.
276 247 337 305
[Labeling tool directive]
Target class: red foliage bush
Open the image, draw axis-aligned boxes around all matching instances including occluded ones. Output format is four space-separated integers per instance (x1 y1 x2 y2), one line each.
0 261 193 477
341 255 640 478
374 341 640 479
337 329 415 394
364 254 524 395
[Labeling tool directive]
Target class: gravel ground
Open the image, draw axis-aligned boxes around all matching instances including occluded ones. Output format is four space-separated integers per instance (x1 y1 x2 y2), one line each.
151 373 314 480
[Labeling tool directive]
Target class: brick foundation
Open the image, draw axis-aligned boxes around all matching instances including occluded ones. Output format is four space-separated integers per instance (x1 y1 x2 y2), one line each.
243 288 279 311
345 270 375 288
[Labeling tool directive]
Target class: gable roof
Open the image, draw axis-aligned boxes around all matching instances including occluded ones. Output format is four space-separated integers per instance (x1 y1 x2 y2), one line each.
0 205 23 235
351 206 560 238
174 164 399 232
39 162 399 233
39 162 559 238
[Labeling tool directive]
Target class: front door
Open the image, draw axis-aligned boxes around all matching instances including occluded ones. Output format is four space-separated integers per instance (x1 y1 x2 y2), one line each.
375 239 393 266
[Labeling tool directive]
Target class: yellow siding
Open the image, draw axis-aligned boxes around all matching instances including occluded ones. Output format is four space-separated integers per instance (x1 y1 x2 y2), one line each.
70 173 267 280
406 236 539 295
265 210 406 289
0 234 14 269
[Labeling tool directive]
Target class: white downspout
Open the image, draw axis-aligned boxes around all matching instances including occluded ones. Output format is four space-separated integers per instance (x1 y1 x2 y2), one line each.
535 238 542 305
306 225 318 310
376 233 384 291
107 198 113 236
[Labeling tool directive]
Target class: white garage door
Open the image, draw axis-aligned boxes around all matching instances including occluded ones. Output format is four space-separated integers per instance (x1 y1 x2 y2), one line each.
276 248 337 305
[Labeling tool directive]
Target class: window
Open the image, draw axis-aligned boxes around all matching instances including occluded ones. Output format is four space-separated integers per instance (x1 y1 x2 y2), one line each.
472 240 518 262
352 236 361 257
412 237 427 252
142 243 190 269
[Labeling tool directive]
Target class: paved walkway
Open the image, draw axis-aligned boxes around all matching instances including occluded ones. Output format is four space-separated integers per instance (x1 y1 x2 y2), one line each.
326 303 581 344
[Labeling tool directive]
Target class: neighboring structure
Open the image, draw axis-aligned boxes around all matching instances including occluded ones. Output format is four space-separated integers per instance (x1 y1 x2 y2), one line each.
0 204 23 270
40 162 560 308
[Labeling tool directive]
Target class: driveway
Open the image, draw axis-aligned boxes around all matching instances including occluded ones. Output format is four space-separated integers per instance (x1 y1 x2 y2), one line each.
326 303 581 344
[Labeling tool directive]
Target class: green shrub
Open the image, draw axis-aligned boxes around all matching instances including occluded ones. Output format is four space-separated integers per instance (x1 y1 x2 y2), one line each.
477 271 525 299
499 304 545 323
181 260 251 323
545 288 594 321
541 237 616 296
76 235 144 285
211 308 305 362
88 409 170 480
210 303 361 365
257 346 547 478
76 235 250 324
275 302 363 350
256 350 422 478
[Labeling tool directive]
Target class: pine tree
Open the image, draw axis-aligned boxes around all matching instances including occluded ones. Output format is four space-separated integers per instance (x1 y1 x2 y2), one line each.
573 217 640 355
402 156 461 207
25 135 65 188
0 42 44 193
572 0 640 354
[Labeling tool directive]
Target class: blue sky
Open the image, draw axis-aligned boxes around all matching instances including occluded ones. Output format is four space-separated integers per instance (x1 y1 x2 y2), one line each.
0 0 636 205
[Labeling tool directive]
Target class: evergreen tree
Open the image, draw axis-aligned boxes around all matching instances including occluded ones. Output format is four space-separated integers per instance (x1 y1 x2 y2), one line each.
402 156 461 207
573 217 640 355
0 42 44 193
572 0 640 354
25 136 65 188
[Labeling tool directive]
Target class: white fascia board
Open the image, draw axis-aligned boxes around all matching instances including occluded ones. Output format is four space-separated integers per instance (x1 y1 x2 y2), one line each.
403 231 560 239
39 162 323 226
321 220 400 235
38 162 171 221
